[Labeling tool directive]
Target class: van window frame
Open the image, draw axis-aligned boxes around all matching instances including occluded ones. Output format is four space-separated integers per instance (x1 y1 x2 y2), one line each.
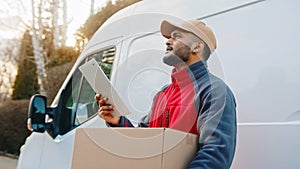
55 46 117 135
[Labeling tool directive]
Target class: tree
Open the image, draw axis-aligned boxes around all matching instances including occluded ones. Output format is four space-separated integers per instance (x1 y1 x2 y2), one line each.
75 0 140 52
90 0 95 16
30 0 47 96
30 0 68 96
0 0 30 101
0 39 20 101
52 0 68 49
12 29 39 100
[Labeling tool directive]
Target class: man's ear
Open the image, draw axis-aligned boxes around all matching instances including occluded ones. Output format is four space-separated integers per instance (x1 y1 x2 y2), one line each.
191 41 205 54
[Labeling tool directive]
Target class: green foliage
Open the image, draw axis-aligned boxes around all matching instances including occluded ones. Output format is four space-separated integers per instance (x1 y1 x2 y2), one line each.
0 100 31 155
99 47 116 79
12 30 39 100
45 62 74 104
12 30 78 100
46 46 79 68
12 58 39 100
19 30 34 57
75 0 140 51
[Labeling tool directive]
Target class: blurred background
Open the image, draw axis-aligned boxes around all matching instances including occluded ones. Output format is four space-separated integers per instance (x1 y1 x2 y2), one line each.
0 0 139 167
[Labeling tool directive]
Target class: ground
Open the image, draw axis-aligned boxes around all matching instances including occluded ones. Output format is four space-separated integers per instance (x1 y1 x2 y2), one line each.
0 155 17 169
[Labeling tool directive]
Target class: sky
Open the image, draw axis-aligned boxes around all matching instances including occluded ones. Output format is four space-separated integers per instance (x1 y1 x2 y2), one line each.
0 0 110 46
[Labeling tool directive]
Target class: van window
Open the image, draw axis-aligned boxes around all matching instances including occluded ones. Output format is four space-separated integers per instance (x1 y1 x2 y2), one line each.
88 47 115 79
74 47 116 125
58 46 116 134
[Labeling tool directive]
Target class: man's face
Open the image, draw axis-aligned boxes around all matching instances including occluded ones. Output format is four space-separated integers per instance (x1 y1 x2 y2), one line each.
163 29 194 66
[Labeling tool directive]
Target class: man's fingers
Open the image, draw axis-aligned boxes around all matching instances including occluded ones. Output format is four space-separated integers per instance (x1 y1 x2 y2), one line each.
95 94 119 124
98 97 108 107
98 110 114 120
99 111 114 116
98 105 114 117
95 94 101 101
99 105 114 112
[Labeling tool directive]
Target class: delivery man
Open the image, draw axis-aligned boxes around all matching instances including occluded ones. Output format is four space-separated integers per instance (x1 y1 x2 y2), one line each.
96 19 237 169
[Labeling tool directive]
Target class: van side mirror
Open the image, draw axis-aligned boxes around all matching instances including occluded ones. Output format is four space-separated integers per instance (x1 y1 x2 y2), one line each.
28 95 47 132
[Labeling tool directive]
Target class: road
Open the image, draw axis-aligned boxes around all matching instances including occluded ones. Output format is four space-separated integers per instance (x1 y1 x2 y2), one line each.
0 155 17 169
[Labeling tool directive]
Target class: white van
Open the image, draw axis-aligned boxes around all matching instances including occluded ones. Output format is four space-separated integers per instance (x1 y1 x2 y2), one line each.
18 0 300 168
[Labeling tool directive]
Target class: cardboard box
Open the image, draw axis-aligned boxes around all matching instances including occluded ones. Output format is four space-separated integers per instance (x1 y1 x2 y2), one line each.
71 128 198 169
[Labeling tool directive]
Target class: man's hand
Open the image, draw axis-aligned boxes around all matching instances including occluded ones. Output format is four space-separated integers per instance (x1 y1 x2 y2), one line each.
95 93 121 125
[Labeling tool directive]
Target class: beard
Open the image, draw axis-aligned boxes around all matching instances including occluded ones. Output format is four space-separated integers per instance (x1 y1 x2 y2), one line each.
163 44 191 66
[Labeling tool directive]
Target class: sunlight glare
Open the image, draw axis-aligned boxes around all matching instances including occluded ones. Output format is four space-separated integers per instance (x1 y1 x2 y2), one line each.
66 0 109 46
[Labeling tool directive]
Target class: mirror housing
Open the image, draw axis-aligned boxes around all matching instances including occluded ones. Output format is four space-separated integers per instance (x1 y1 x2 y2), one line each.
28 95 47 132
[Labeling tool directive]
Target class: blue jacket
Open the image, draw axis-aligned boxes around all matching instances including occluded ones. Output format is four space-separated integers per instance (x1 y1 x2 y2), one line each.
115 61 237 169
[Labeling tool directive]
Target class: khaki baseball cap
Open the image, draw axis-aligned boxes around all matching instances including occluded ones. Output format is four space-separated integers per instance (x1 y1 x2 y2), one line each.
160 20 217 53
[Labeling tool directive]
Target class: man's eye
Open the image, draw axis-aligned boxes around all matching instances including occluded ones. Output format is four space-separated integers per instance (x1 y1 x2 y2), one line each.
172 32 182 39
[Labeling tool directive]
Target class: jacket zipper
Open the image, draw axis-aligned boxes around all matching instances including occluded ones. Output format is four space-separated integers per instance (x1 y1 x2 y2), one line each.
160 111 164 127
166 110 170 127
160 110 170 127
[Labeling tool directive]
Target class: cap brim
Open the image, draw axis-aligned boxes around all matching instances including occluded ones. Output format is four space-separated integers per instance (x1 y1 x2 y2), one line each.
160 20 182 39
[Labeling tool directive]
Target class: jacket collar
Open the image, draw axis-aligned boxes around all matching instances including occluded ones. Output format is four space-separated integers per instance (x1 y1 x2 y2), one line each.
171 61 208 87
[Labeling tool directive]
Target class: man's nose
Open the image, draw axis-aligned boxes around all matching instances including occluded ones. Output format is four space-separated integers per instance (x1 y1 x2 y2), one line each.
166 38 173 46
